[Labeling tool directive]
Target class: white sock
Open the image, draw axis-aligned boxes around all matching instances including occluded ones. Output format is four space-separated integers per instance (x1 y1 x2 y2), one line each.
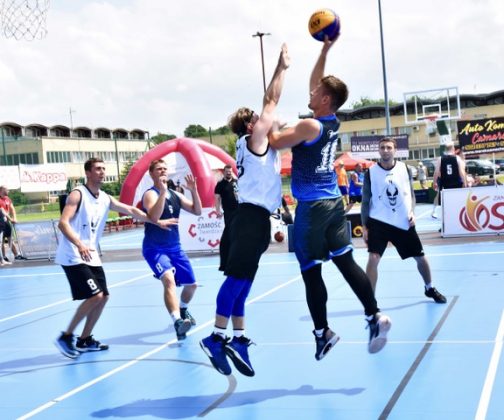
180 301 188 309
170 311 181 322
425 283 432 290
233 329 244 338
213 326 227 338
315 328 325 338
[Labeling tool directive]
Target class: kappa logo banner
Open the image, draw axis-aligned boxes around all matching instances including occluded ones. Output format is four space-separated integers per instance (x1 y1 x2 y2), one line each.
442 186 504 237
179 207 224 252
19 163 68 192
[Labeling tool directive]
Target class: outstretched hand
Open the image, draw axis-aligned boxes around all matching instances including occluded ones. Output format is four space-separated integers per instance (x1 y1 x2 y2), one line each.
279 43 290 70
182 173 197 192
321 34 338 54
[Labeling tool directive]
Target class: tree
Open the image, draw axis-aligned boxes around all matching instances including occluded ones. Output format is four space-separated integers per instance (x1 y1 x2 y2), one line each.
184 124 208 138
212 125 231 135
221 135 237 159
351 96 399 109
151 133 176 145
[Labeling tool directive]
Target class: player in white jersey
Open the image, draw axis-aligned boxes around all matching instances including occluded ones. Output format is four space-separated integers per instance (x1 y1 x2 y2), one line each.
54 158 168 359
361 137 447 303
200 43 289 377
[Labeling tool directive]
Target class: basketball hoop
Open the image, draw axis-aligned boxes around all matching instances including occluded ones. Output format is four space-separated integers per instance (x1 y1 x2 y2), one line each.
422 115 438 136
0 0 50 41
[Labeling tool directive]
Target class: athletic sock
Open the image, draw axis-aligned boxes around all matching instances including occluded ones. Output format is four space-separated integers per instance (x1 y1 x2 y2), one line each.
213 326 227 338
314 328 325 338
170 311 181 322
180 301 188 309
233 329 245 338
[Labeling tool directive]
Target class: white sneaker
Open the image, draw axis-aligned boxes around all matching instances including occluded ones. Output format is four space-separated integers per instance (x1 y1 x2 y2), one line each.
368 313 391 354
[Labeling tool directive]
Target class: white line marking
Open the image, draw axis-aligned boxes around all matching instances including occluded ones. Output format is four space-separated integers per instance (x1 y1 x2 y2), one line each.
16 273 302 419
475 309 504 420
0 273 151 324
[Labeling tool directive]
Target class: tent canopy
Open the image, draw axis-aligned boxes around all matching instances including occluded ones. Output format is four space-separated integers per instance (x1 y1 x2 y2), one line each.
334 152 375 171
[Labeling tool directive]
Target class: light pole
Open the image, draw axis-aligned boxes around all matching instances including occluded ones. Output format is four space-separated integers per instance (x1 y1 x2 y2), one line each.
252 31 271 93
378 0 391 135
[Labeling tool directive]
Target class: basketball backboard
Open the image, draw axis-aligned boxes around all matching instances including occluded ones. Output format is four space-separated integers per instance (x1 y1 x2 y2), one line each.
403 86 461 125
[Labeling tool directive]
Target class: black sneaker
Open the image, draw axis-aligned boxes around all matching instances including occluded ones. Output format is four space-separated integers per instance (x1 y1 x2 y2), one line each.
3 257 9 262
15 255 27 260
174 318 191 341
367 313 391 354
225 336 255 377
314 328 340 361
76 335 109 352
54 332 80 359
200 333 232 376
425 287 447 303
180 308 196 326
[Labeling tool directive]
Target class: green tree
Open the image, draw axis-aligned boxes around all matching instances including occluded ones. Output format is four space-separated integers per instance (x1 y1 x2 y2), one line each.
213 125 231 135
351 96 399 109
150 133 176 146
184 124 208 138
221 135 237 159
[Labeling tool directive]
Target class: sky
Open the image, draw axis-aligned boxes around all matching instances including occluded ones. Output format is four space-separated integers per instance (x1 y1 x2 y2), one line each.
0 0 502 137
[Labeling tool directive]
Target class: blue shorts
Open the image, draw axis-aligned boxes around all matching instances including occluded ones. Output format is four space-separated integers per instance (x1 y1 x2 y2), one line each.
294 198 352 271
142 247 196 286
338 186 349 195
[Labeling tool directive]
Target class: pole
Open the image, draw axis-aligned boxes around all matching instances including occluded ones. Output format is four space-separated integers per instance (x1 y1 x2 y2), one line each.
114 136 121 184
252 31 271 93
378 0 391 135
69 107 76 131
1 127 6 165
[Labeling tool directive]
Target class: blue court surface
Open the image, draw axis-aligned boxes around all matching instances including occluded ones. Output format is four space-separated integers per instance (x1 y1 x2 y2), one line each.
1 205 503 420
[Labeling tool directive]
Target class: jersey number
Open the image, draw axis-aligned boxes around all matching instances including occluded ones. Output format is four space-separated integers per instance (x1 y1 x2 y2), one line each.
316 140 338 173
446 164 453 175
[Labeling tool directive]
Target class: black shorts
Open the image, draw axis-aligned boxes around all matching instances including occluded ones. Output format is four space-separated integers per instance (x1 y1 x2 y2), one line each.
367 218 424 259
1 221 12 238
349 195 362 203
221 203 271 281
62 264 109 300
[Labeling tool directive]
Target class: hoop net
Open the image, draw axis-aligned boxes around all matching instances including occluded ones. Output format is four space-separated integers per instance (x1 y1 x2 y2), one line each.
421 115 438 136
0 0 49 41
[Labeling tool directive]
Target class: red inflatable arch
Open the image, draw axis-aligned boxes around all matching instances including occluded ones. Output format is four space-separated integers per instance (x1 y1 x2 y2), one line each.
120 137 236 208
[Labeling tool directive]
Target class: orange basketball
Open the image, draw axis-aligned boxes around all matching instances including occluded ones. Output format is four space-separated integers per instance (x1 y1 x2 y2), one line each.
274 231 285 242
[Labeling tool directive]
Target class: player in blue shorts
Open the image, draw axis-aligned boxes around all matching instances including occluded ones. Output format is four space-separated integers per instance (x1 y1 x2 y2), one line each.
142 160 202 340
270 36 391 359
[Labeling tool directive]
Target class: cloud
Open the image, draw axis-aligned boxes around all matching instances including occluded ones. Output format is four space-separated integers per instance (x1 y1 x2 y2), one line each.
0 0 502 136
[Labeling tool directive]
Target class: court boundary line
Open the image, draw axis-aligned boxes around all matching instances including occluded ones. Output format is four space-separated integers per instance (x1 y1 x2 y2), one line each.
378 296 458 419
16 273 302 419
475 309 504 420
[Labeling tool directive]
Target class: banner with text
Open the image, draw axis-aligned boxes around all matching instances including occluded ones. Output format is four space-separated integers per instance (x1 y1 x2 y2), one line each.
457 117 504 156
442 186 504 237
351 135 409 159
19 163 68 193
179 207 224 252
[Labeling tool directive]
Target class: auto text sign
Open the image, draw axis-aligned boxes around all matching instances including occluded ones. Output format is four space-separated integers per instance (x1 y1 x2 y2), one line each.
442 186 504 237
457 117 504 156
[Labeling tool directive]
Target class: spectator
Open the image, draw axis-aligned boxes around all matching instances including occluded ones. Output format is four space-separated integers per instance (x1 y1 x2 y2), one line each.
0 186 26 261
417 162 427 190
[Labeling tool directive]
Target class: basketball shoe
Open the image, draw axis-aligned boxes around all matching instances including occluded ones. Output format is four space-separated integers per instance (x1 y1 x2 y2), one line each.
180 308 196 326
425 287 447 303
314 328 340 361
55 332 79 359
200 333 232 376
367 313 391 354
76 335 109 352
225 336 255 377
174 318 192 341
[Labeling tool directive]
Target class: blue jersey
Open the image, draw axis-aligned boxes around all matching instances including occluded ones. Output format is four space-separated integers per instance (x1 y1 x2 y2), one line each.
142 187 182 251
291 115 342 201
349 171 364 197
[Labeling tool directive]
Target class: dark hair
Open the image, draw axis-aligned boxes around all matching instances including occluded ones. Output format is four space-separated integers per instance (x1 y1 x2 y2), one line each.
167 179 176 190
223 164 232 170
149 159 166 173
320 76 349 111
379 137 397 148
228 107 255 136
84 157 104 172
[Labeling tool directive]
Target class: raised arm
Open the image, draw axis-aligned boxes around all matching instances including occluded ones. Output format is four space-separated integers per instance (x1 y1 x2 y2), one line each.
178 174 202 216
249 43 290 154
309 36 336 92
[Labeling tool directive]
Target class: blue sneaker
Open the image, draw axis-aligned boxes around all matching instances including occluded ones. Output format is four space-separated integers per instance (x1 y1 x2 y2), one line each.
367 313 391 354
76 335 109 352
54 332 79 359
200 333 232 376
225 336 255 377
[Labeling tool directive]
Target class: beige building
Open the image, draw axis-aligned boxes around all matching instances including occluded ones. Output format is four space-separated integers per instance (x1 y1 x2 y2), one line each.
336 90 504 162
0 123 150 184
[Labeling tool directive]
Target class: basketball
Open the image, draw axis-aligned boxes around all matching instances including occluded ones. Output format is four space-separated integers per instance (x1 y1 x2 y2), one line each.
308 9 340 42
274 231 285 242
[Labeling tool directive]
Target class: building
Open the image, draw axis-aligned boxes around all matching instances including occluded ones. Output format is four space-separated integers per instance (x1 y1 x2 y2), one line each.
0 123 150 185
336 89 504 162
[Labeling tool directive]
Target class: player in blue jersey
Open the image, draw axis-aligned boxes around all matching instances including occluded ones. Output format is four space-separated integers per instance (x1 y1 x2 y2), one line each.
200 43 290 377
269 36 391 359
142 160 202 340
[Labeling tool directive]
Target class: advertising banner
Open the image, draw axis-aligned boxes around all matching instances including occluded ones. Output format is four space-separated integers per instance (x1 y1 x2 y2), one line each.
457 117 504 156
442 186 504 237
15 220 59 260
351 135 409 159
0 165 20 189
19 163 68 192
179 207 223 252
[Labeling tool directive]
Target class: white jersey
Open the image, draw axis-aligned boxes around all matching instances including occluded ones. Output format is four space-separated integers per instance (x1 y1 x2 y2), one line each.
236 135 281 214
54 185 111 266
368 161 412 230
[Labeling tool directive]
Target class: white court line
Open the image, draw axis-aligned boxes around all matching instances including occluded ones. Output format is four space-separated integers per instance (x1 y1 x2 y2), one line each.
0 273 151 324
475 309 504 420
16 272 302 419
